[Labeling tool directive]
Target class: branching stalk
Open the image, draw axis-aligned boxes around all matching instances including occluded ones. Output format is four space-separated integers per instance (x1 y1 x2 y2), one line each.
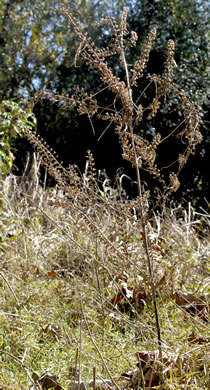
120 22 162 359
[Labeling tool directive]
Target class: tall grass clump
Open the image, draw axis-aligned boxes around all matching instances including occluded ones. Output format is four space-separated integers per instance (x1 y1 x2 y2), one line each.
0 7 209 389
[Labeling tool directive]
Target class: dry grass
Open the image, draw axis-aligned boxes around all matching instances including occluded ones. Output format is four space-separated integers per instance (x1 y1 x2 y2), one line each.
0 169 209 389
0 7 209 389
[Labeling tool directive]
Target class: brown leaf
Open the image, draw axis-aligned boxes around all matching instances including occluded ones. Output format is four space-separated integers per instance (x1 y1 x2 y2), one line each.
121 350 172 388
174 292 209 321
188 332 208 344
152 245 166 256
37 372 62 389
48 269 57 278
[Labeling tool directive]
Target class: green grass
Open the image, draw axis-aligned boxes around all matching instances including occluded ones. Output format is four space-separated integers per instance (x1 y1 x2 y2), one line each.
0 176 209 389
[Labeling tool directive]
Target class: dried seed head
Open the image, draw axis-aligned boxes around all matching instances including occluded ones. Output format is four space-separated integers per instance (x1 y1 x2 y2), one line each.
169 172 180 192
130 28 157 86
136 104 143 124
164 39 176 84
129 31 138 48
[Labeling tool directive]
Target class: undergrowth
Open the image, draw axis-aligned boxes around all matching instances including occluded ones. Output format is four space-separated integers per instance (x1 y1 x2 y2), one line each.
0 163 209 389
0 6 209 390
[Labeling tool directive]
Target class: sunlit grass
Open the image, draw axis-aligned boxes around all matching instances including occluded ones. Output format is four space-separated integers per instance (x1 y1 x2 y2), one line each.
0 176 209 389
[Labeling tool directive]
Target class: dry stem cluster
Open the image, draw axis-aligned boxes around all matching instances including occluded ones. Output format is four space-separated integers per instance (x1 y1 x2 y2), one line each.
1 7 207 389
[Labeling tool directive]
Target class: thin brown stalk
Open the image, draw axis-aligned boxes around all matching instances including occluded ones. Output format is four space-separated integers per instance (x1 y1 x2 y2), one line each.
80 297 121 390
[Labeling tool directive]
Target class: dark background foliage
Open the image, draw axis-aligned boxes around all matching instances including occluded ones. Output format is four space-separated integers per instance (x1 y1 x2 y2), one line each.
0 0 209 206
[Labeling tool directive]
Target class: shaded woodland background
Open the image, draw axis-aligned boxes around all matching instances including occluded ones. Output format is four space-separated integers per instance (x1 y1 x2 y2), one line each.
0 0 209 206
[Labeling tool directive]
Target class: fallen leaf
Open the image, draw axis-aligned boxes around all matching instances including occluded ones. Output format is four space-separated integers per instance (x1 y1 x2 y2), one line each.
174 292 209 321
122 350 174 388
48 269 57 278
37 372 63 389
188 332 208 344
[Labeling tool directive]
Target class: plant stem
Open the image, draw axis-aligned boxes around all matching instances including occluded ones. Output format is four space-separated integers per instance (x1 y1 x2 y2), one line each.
120 35 162 359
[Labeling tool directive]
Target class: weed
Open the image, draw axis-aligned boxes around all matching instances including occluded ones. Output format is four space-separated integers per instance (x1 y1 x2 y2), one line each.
0 7 209 389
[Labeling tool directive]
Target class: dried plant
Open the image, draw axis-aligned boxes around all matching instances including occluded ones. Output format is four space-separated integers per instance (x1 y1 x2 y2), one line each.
22 6 203 379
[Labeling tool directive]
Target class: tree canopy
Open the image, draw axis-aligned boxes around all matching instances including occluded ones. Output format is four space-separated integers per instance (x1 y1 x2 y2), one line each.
0 0 209 206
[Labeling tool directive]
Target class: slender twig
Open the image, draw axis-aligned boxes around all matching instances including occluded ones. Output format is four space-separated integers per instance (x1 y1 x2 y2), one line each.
78 316 82 389
93 367 96 390
119 22 162 360
137 353 146 390
0 349 36 387
94 238 106 344
21 346 28 364
80 296 121 390
136 165 162 361
71 347 78 390
0 271 20 306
